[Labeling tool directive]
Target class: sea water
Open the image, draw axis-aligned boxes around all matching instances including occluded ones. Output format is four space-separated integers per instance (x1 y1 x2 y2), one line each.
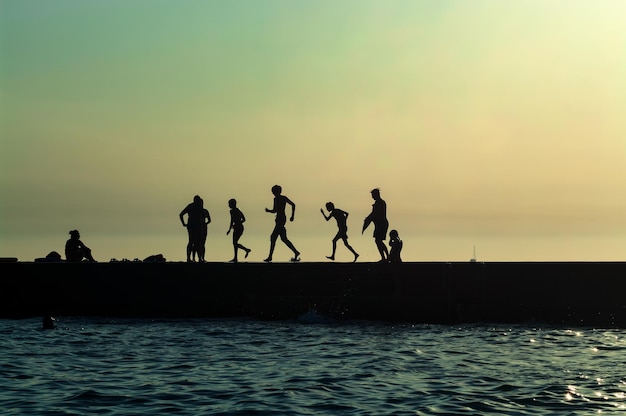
1 317 625 415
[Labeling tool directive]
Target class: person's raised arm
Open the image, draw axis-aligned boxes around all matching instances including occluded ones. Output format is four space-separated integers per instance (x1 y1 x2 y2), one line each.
320 208 331 221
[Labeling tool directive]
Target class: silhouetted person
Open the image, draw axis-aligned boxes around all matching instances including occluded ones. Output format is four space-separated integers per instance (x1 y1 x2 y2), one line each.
65 230 96 262
362 188 389 262
197 197 211 262
388 229 403 263
264 185 300 262
227 198 251 263
321 202 359 262
180 195 211 262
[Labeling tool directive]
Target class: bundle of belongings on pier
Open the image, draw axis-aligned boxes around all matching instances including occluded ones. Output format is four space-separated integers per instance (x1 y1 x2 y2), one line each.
143 254 166 263
112 254 166 262
34 251 63 263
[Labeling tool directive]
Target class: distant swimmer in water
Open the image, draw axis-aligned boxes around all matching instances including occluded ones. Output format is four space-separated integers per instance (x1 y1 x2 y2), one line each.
42 315 55 330
227 198 251 263
362 188 389 262
264 185 300 262
388 229 403 263
65 230 96 262
180 195 211 262
321 202 359 262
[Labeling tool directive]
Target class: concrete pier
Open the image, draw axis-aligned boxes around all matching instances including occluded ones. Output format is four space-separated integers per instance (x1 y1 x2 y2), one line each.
1 261 625 326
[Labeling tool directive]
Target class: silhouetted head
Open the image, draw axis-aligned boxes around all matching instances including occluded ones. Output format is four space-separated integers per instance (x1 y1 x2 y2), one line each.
390 229 399 239
42 315 54 330
193 195 201 204
325 202 334 211
271 185 282 196
69 230 80 239
228 198 237 208
371 188 381 200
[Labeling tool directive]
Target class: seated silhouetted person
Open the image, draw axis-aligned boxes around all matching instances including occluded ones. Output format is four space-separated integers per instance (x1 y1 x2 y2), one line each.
65 230 96 262
388 229 403 263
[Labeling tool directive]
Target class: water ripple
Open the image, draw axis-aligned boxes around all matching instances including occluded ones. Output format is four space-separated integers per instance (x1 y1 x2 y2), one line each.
2 319 626 414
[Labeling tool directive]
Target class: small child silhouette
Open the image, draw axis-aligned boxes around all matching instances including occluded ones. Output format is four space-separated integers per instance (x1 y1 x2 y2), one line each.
388 229 403 263
226 198 251 263
321 202 359 262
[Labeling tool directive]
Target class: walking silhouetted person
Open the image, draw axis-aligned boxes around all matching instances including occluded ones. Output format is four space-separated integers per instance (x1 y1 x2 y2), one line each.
321 202 359 262
388 229 403 263
362 188 389 262
227 198 251 263
65 230 96 262
264 185 300 262
180 195 211 262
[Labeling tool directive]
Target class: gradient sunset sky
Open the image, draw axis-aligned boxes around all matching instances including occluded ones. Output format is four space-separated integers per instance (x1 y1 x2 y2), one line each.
2 0 626 262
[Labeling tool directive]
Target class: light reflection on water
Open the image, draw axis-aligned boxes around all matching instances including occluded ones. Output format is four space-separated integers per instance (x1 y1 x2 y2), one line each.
1 318 625 415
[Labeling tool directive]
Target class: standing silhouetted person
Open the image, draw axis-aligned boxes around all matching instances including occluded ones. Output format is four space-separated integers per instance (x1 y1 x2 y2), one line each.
362 188 389 262
388 229 403 263
227 198 251 263
264 185 300 262
65 230 96 262
197 197 211 262
321 202 359 262
180 195 211 262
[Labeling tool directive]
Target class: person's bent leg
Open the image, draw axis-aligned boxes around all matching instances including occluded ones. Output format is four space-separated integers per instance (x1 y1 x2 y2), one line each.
83 248 96 262
265 229 279 262
327 236 339 260
343 237 359 262
280 232 300 260
375 238 388 261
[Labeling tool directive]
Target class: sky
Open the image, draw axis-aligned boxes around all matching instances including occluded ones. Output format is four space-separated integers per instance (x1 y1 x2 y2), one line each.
2 0 626 262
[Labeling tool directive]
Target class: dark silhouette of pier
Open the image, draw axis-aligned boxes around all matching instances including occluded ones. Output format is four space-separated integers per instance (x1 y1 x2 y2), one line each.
2 261 626 327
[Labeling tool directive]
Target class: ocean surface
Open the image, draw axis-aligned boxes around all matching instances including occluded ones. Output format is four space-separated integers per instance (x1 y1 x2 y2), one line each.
1 317 625 415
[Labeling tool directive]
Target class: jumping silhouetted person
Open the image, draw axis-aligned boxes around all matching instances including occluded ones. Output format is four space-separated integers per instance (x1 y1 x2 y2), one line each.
65 230 96 262
264 185 300 262
388 229 403 263
227 198 251 263
321 202 359 262
180 195 211 262
362 188 389 262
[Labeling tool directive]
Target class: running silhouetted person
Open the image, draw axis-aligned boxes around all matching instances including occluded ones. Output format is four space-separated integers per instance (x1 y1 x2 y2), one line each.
321 202 359 262
388 229 403 263
362 188 389 262
65 230 96 262
227 198 251 263
264 185 300 262
180 195 211 262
